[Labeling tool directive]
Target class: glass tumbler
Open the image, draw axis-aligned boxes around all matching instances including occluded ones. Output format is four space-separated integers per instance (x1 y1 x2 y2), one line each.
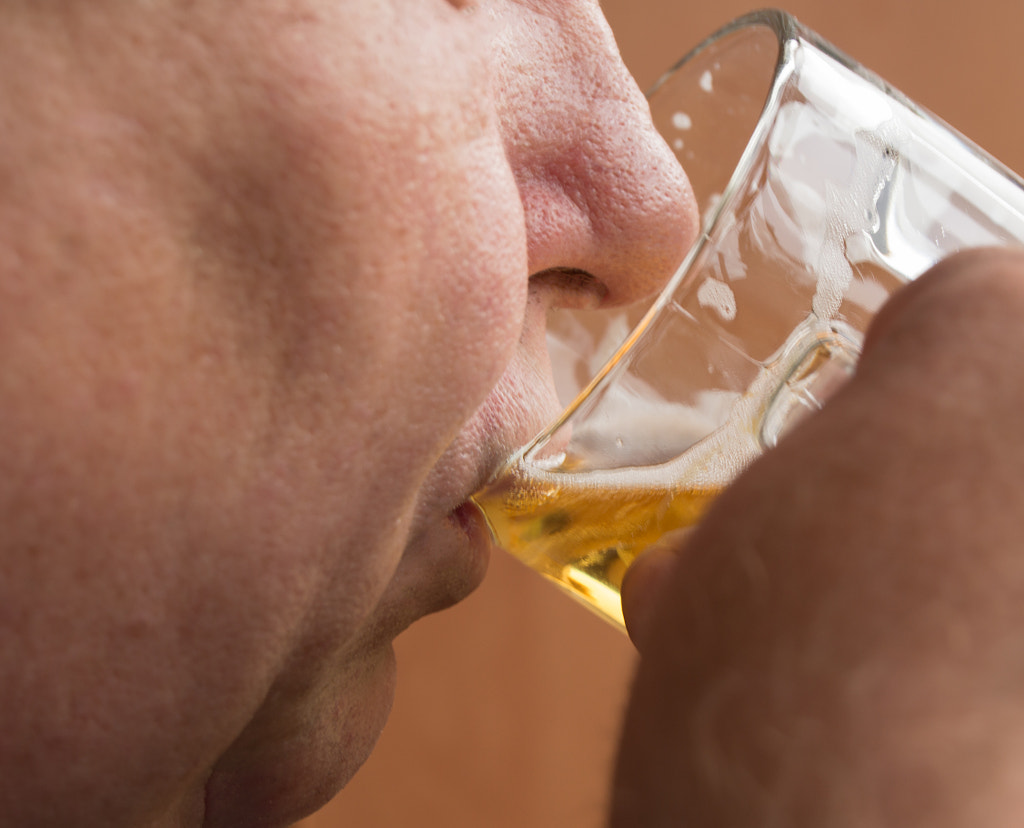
472 9 1024 630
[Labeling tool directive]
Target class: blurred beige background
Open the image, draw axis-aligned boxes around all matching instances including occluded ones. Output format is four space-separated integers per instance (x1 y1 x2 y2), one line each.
300 2 1024 826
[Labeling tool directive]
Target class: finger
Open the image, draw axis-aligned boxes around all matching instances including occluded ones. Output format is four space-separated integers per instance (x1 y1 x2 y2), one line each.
621 530 693 651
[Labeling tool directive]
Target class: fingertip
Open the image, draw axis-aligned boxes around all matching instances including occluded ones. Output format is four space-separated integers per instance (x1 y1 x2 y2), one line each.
863 246 1024 359
621 536 687 651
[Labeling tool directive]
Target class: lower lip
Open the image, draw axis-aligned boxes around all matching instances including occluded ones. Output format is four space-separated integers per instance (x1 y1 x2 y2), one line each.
451 499 492 548
452 499 497 567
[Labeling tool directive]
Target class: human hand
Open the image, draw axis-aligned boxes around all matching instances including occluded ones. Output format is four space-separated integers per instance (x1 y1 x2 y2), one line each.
613 248 1024 827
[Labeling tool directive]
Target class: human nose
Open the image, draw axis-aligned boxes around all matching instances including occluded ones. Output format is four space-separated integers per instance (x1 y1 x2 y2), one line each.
493 3 700 308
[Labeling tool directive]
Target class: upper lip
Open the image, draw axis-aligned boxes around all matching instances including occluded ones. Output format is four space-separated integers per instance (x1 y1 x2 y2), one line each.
442 446 509 523
436 276 568 519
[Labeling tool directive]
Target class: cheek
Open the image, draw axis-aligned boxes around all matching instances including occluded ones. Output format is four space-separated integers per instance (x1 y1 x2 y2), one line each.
236 6 534 483
342 119 529 460
428 159 530 416
352 16 531 435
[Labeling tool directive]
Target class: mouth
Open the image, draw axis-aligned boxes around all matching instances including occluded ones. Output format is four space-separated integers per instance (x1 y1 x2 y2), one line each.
445 497 494 593
454 488 502 557
396 292 565 621
451 497 489 539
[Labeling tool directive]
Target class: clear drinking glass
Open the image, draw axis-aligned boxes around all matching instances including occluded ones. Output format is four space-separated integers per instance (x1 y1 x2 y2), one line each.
472 9 1024 631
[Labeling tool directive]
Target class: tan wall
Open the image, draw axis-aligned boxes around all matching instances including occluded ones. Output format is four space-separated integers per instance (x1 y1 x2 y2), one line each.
606 0 1024 174
300 3 1024 826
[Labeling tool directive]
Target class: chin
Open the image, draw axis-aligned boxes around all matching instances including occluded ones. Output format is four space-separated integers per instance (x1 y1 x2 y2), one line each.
202 644 398 828
199 505 491 828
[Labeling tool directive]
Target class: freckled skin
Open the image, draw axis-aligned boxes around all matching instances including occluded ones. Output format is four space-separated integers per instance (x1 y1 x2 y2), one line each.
0 1 697 826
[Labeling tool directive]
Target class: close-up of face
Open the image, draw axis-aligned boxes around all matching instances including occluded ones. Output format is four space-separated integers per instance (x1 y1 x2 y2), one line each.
0 1 696 826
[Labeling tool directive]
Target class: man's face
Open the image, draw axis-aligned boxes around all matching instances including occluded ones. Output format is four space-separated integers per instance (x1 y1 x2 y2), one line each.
0 1 695 824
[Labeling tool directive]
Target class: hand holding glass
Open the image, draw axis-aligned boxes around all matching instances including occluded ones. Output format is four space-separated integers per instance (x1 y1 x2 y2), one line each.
472 10 1024 630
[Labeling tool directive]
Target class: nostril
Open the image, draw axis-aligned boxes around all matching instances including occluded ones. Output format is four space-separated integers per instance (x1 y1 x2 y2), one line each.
528 266 609 311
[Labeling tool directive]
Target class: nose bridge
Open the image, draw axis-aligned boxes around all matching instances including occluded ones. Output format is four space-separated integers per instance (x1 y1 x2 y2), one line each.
496 6 699 308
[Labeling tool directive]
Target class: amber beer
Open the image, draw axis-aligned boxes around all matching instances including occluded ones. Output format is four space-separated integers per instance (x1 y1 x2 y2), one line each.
472 461 721 630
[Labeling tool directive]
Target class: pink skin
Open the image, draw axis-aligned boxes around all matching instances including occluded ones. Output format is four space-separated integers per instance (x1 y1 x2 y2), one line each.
0 2 696 826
